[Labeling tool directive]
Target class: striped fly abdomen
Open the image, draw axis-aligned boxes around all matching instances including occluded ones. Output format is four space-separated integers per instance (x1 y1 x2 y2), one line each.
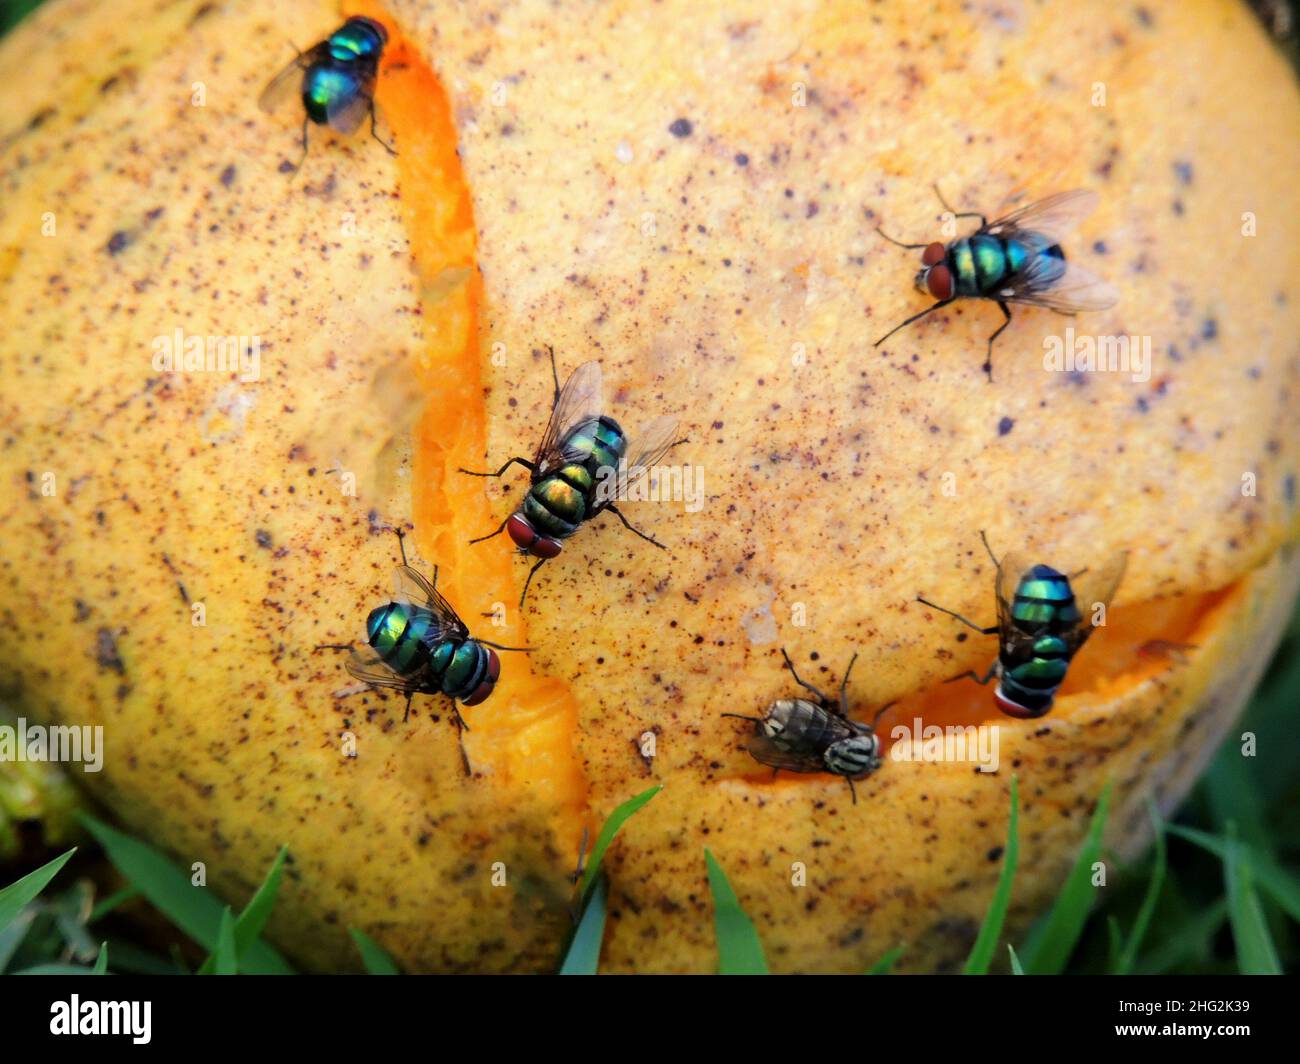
520 415 628 542
1011 565 1081 632
996 564 1083 718
365 601 499 705
366 601 434 677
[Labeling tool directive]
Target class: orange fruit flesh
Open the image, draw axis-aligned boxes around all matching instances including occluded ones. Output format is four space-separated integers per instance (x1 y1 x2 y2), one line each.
354 5 588 851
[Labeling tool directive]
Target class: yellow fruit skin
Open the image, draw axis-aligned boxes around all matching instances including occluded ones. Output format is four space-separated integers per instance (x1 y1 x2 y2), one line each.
1 0 1298 973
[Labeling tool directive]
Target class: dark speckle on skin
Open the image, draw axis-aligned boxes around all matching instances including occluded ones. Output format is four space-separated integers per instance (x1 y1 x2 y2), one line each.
987 846 1004 862
95 628 125 675
1285 473 1296 505
255 529 273 549
1173 160 1193 186
668 117 693 138
220 164 237 188
997 416 1014 437
105 230 131 256
1202 317 1218 341
734 152 749 166
1135 5 1154 27
1092 240 1108 255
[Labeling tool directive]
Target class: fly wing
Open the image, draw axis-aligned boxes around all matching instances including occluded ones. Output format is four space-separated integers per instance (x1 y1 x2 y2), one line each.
393 565 470 640
616 414 681 499
258 45 328 114
343 648 425 692
745 732 826 774
984 189 1100 245
993 549 1042 658
994 550 1033 632
1063 551 1128 655
1000 256 1119 314
533 359 604 474
325 75 373 134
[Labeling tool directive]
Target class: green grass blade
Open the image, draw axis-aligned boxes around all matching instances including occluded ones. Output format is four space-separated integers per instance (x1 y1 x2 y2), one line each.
100 939 186 975
350 928 400 974
1018 783 1112 975
0 908 38 974
89 886 139 924
1136 899 1227 975
196 845 287 975
1167 824 1300 922
0 848 75 935
865 945 904 974
12 963 100 975
1224 828 1281 975
78 813 293 974
964 775 1019 974
559 874 608 975
92 942 108 975
579 785 662 898
1114 801 1167 975
705 849 767 975
1007 944 1024 975
210 907 238 975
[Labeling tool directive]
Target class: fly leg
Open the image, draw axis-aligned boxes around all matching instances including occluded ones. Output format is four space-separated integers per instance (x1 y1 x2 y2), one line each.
983 301 1012 382
403 691 414 723
837 651 860 717
932 183 987 228
873 298 954 348
290 117 310 175
945 661 999 686
605 503 667 550
469 513 512 545
779 647 832 705
519 556 548 608
368 100 397 155
915 595 998 635
458 456 537 478
979 529 1001 569
314 642 353 652
874 226 931 250
846 777 858 805
447 698 473 776
546 344 561 406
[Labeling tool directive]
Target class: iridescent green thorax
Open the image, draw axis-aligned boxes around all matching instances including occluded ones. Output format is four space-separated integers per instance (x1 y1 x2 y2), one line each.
948 233 1065 298
302 65 362 124
523 416 628 541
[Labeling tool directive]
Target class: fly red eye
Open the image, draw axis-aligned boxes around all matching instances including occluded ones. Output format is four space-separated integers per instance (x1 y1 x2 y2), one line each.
921 241 946 267
462 680 495 707
506 514 535 550
926 264 954 300
531 536 563 559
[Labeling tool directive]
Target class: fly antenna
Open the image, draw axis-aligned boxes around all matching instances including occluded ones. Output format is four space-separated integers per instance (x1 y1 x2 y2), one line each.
978 529 1000 568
